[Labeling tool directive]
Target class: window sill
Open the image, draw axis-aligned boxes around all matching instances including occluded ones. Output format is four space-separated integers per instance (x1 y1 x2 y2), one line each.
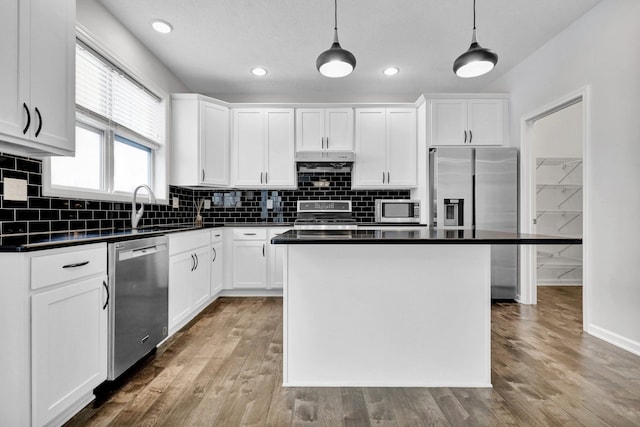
42 186 169 206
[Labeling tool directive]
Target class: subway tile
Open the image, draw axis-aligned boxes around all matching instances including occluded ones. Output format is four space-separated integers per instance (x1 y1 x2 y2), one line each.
3 221 27 234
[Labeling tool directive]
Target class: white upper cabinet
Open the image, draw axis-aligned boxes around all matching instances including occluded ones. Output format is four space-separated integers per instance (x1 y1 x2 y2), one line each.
429 97 507 146
296 108 353 151
232 108 295 188
0 0 75 156
354 108 417 189
171 94 230 187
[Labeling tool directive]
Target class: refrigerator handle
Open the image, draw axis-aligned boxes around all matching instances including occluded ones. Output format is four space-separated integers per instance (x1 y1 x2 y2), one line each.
472 173 476 229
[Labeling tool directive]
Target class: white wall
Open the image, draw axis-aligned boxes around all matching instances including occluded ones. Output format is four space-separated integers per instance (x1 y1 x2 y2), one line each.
76 0 189 95
487 0 640 354
535 101 583 159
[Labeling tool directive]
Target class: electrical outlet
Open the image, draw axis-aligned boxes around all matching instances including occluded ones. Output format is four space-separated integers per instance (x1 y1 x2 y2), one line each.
172 197 179 208
3 177 28 201
267 199 274 209
204 199 211 209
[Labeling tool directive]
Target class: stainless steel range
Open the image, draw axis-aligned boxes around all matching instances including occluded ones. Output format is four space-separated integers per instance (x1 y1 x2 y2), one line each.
294 200 357 230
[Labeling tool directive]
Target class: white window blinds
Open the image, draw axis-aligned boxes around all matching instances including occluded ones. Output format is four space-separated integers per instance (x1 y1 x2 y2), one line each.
76 42 161 144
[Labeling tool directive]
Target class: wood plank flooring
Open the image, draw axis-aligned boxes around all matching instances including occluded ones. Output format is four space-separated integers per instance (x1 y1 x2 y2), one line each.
66 287 640 426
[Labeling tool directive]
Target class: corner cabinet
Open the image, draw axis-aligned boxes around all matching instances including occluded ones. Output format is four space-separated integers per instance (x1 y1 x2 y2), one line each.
230 227 289 290
429 97 507 146
171 94 230 187
295 108 353 152
0 0 75 156
353 108 417 189
231 109 295 188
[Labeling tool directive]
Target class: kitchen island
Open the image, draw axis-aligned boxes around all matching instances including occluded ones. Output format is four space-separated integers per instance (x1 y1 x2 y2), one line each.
272 228 581 387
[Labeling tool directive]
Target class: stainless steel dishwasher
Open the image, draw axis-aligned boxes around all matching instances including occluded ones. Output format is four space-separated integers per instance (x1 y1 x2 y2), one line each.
107 235 168 380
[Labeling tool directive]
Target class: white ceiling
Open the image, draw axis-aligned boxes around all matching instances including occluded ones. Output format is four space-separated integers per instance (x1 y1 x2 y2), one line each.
97 0 601 103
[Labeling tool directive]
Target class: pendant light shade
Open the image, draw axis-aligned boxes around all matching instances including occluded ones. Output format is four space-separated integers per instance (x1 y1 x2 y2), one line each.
317 0 356 78
453 0 498 78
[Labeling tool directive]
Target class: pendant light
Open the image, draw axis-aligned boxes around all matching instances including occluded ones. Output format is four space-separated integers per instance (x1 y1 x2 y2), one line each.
453 0 498 78
316 0 356 78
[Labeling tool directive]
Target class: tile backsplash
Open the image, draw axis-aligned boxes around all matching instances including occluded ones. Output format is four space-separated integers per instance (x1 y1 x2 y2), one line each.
1 152 412 239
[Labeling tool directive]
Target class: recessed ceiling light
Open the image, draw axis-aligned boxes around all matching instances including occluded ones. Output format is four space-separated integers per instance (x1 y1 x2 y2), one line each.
251 67 268 76
383 67 399 76
151 20 173 34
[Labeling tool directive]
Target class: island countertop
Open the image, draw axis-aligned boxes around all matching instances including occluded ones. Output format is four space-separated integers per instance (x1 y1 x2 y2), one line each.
271 228 582 245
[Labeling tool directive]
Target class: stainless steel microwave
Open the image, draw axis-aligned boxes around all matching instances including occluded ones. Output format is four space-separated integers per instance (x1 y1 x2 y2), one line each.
375 199 421 223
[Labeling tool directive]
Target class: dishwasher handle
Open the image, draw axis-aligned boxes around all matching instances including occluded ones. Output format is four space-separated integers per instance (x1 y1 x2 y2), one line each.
118 243 166 261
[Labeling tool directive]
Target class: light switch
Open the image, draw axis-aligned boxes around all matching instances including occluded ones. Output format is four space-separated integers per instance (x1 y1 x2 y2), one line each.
172 197 179 208
204 199 211 209
4 177 28 201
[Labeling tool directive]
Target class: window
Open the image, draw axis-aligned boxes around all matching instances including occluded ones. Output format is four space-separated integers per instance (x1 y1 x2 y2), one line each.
45 40 167 202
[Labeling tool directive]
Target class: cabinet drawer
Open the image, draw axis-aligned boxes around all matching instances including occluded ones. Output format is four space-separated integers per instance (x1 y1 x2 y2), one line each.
31 244 107 290
211 229 224 243
169 230 211 256
232 228 267 240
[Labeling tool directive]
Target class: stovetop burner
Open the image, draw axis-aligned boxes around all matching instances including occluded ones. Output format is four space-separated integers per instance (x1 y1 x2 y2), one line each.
294 200 357 230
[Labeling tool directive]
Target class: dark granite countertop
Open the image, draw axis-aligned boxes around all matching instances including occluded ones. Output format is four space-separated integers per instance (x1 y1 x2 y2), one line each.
271 228 583 245
0 223 295 252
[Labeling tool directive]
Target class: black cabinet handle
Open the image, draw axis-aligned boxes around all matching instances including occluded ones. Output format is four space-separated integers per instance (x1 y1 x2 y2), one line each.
326 136 329 148
194 253 199 270
212 247 217 263
190 254 195 271
202 169 205 181
265 172 268 184
463 130 467 143
34 107 42 137
262 243 265 257
102 280 109 310
260 172 263 184
387 171 390 183
22 103 31 134
62 261 90 269
382 171 385 184
469 130 473 143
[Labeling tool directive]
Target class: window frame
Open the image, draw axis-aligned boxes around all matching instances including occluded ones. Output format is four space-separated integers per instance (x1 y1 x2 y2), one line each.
43 30 169 204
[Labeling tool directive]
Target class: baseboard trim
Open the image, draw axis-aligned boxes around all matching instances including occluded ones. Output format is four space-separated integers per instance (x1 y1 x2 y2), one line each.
219 289 283 297
587 324 640 357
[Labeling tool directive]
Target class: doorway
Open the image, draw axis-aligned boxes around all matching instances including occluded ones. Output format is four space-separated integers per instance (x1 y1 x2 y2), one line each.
519 87 589 330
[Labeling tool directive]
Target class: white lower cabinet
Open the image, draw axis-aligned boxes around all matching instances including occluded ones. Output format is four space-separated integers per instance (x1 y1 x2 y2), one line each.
168 231 211 334
0 243 108 427
210 230 224 296
233 230 267 289
230 227 288 290
31 275 108 427
268 228 288 289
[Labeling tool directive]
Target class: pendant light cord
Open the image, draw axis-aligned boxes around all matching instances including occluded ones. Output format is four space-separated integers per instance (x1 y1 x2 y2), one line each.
473 0 476 30
334 0 338 31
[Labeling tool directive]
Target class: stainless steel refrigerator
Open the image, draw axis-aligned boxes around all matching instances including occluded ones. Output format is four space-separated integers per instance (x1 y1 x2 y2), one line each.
429 147 519 299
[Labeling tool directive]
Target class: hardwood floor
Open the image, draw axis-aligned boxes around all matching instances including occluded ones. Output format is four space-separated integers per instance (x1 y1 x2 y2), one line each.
66 287 640 426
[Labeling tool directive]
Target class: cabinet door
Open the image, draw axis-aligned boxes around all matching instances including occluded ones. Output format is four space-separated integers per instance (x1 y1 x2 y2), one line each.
296 109 324 151
29 0 75 152
210 241 223 296
386 108 417 187
31 276 107 427
191 246 211 309
265 109 295 187
325 108 354 151
201 102 229 185
354 109 387 187
233 110 265 186
0 0 28 141
430 99 467 146
268 229 287 289
232 240 267 288
169 252 194 330
467 99 504 146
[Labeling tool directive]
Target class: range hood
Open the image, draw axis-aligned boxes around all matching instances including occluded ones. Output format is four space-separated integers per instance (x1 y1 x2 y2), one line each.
296 151 354 172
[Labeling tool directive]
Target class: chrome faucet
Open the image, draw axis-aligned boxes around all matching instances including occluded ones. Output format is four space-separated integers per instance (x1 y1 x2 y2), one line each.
131 184 156 229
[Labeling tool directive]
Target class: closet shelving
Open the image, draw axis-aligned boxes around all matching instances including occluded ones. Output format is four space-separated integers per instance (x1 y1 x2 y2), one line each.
536 157 583 284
